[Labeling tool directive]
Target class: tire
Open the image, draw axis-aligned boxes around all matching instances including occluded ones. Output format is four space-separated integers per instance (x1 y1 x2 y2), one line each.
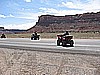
70 40 74 47
1 34 6 38
62 41 66 47
31 37 33 40
38 37 39 40
57 40 60 46
37 36 39 40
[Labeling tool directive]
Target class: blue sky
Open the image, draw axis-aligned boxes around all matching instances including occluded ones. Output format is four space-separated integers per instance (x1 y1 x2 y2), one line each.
0 0 100 29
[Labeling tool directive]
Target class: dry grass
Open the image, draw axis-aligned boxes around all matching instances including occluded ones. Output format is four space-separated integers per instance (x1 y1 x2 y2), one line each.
5 32 100 39
6 33 31 38
70 32 100 39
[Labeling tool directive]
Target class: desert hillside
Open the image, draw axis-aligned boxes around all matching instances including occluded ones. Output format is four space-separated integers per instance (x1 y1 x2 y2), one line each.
28 12 100 33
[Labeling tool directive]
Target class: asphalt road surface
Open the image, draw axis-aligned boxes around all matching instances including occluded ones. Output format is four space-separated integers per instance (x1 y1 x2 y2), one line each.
0 38 100 55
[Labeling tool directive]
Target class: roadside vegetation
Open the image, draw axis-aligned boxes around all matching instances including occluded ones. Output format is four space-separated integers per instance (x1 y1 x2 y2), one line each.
5 32 100 39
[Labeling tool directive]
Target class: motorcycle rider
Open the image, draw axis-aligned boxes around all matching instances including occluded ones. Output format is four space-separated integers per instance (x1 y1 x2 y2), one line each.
63 31 69 36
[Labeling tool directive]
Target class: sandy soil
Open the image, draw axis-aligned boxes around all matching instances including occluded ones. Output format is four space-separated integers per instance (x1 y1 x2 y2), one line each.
0 48 100 75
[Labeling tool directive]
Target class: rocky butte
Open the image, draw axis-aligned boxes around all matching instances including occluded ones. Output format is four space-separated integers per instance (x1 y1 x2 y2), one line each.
27 12 100 33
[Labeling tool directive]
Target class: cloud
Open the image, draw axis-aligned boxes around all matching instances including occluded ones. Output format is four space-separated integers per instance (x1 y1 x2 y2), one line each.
24 0 32 2
39 0 100 16
39 7 87 16
0 12 41 29
0 14 6 18
15 12 40 20
61 1 77 9
40 0 49 3
60 0 100 11
1 22 35 29
39 8 58 14
9 14 15 17
0 14 14 18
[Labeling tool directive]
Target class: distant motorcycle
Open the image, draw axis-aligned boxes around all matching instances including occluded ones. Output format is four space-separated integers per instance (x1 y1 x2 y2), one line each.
31 32 40 40
1 33 6 38
57 31 74 47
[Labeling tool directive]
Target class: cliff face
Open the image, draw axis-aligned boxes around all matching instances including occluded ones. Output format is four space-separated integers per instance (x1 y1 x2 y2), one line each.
28 12 100 33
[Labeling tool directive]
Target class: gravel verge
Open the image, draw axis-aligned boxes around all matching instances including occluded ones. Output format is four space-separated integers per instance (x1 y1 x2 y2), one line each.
0 48 100 75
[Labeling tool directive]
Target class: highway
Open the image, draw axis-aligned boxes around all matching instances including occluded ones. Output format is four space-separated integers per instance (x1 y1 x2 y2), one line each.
0 38 100 55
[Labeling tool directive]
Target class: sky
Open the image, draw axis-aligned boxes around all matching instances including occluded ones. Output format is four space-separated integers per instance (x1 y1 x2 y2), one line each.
0 0 100 30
